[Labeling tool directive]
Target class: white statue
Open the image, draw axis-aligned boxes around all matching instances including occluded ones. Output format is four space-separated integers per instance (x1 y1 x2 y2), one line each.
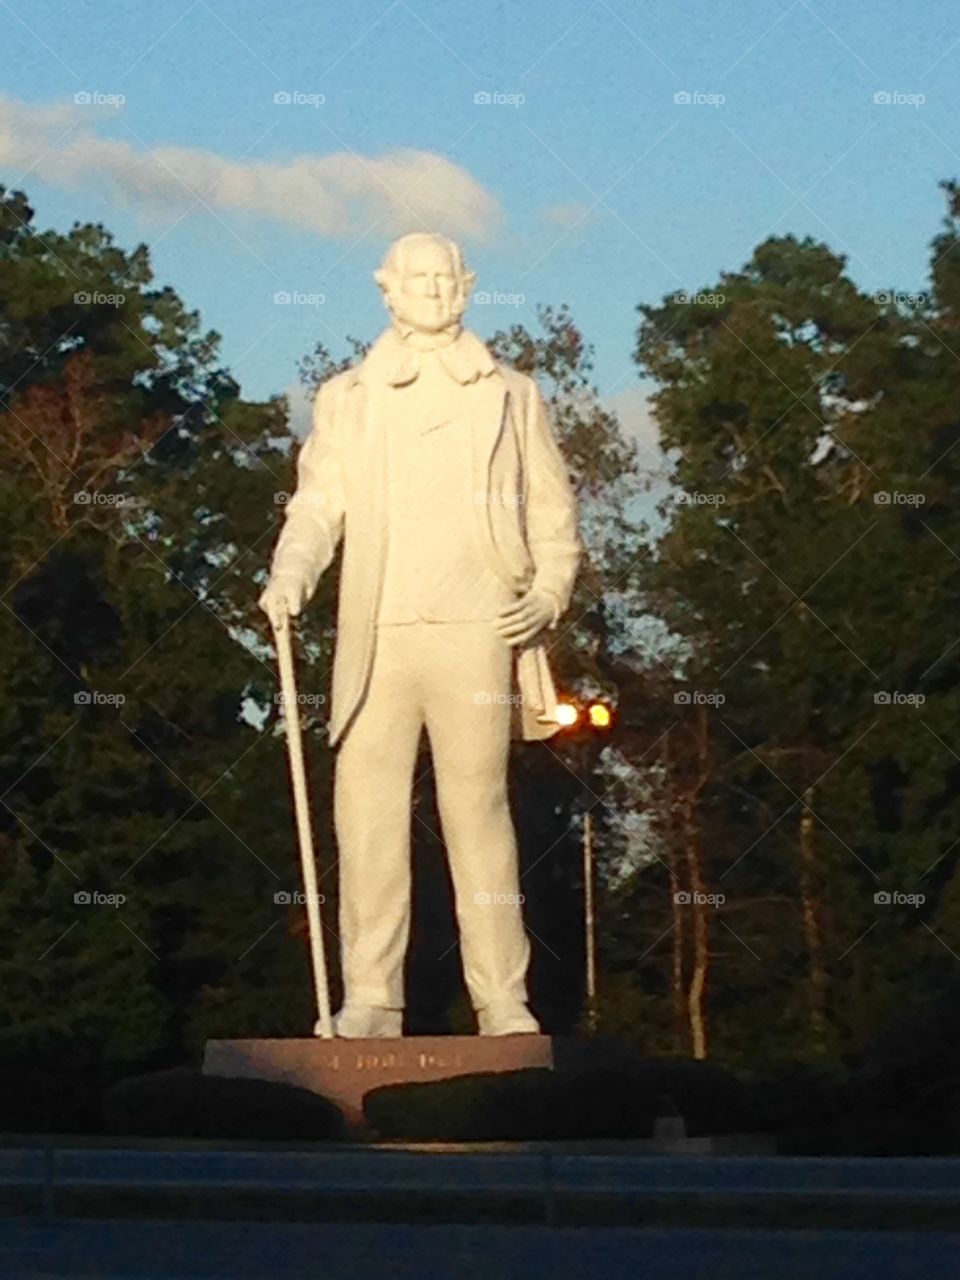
259 232 581 1037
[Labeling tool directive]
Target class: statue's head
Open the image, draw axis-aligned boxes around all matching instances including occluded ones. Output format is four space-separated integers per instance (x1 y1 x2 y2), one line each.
374 232 476 335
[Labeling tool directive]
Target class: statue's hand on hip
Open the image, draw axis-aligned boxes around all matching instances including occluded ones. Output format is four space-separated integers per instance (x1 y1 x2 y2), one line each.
494 588 558 646
259 573 311 631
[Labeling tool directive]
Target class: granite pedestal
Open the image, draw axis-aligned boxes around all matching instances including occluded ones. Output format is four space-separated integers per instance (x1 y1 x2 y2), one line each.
203 1035 555 1131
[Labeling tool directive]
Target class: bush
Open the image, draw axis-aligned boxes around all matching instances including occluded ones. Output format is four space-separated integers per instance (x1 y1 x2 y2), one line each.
365 1070 564 1141
365 1055 749 1141
747 1062 846 1134
563 1058 747 1138
102 1068 344 1141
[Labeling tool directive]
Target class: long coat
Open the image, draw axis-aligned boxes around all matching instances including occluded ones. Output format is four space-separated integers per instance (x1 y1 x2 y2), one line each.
269 326 582 747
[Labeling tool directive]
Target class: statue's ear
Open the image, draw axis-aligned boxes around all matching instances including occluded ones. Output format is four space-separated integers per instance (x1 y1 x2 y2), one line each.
462 269 477 293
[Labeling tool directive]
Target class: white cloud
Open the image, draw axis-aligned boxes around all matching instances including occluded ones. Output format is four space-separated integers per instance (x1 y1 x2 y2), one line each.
0 95 503 242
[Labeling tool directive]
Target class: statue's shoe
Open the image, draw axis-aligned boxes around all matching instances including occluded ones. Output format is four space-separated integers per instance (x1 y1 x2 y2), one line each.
476 1000 541 1036
333 1004 403 1038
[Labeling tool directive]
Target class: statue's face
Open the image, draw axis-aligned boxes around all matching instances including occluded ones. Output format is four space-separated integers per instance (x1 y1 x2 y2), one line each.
385 239 464 334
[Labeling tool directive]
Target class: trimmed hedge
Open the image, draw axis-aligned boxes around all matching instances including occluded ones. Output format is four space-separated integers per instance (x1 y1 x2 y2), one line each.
102 1068 344 1141
365 1070 562 1141
364 1056 748 1141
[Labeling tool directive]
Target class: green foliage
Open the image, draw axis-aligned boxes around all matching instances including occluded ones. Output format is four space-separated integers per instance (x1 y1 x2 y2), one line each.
0 183 315 1091
102 1068 344 1140
605 182 960 1072
364 1055 747 1141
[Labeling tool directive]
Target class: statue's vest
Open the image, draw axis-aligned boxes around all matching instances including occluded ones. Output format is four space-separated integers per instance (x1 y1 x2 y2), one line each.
376 356 517 625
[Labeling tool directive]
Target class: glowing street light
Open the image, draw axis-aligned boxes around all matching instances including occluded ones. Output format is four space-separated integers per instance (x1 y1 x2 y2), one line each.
555 701 580 727
587 702 612 729
556 699 614 732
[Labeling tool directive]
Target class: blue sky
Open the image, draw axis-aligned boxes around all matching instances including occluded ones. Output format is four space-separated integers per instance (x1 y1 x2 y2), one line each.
2 0 959 456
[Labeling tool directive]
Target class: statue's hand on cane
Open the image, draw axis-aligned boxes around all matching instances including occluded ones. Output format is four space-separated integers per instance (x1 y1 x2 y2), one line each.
259 573 310 631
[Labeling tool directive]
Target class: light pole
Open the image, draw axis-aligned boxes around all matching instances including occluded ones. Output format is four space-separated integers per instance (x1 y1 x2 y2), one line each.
583 809 597 1033
555 698 614 1036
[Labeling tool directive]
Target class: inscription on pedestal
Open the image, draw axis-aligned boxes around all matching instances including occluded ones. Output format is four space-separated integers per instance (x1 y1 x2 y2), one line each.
203 1035 554 1131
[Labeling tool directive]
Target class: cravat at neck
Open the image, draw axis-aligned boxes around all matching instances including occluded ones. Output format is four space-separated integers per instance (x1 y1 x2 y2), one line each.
393 320 463 353
386 325 494 387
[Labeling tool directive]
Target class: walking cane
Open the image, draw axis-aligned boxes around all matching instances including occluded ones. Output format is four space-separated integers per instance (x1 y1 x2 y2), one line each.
272 612 335 1039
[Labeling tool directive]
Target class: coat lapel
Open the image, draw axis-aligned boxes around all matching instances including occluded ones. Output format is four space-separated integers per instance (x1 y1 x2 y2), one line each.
466 374 516 587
